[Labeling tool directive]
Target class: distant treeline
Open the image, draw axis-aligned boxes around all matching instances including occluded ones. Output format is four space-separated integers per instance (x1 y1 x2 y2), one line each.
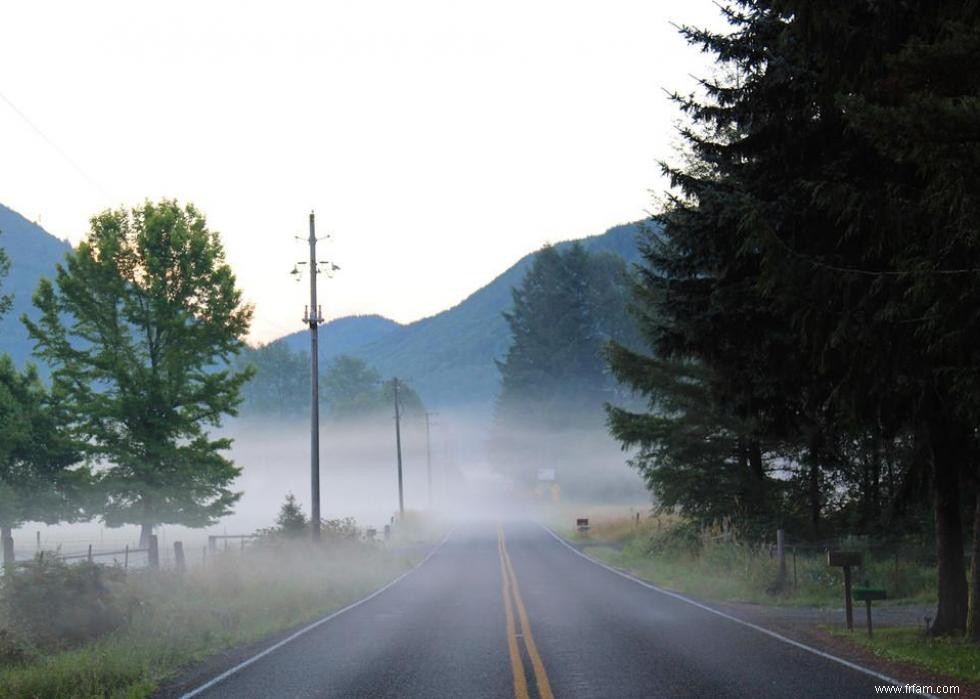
235 348 422 421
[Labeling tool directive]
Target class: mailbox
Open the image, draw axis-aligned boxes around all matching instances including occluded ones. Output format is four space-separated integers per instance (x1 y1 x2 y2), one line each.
853 582 887 636
853 586 887 602
828 551 863 567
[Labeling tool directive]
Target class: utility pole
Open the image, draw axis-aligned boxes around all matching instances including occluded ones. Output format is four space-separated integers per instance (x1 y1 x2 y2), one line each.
298 211 328 541
393 377 405 517
424 411 438 509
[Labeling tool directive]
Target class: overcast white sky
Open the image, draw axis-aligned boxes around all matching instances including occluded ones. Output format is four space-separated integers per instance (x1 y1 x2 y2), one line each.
0 1 724 344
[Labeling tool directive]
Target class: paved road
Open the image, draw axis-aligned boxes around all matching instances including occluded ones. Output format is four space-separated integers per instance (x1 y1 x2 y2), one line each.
182 522 913 698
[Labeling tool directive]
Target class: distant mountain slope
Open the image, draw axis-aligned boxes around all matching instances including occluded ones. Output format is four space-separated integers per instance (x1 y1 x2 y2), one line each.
281 314 401 358
0 204 71 367
274 222 647 414
0 203 650 414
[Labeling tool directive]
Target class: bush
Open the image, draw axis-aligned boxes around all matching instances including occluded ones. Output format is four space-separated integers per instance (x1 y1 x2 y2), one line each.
0 556 127 650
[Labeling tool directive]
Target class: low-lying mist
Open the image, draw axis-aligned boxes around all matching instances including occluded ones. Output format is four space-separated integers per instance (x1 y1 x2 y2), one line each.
9 408 649 556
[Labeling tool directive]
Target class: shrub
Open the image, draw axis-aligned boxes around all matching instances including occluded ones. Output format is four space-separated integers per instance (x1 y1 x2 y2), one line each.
0 556 127 649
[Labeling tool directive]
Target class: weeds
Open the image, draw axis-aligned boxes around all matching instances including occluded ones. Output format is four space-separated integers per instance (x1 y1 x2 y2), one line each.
564 511 935 607
0 521 435 699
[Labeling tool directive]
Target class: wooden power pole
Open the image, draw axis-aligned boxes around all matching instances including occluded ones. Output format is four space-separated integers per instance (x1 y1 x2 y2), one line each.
303 211 324 541
394 377 405 517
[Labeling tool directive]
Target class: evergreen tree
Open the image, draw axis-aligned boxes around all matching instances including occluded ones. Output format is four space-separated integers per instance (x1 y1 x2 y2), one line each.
25 200 254 546
494 243 638 488
275 492 307 537
608 1 980 634
496 243 633 429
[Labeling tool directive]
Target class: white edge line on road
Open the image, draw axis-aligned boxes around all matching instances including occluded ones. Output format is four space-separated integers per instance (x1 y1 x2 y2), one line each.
542 525 939 699
180 531 453 699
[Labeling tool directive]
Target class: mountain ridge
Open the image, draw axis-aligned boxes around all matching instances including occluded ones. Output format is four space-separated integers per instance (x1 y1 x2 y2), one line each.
271 222 646 413
0 201 648 414
0 204 72 368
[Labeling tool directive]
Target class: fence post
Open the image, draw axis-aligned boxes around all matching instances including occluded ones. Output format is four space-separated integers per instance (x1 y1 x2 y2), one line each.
124 545 129 571
148 535 159 569
776 529 786 586
793 546 798 589
87 544 93 562
36 531 41 552
174 541 186 572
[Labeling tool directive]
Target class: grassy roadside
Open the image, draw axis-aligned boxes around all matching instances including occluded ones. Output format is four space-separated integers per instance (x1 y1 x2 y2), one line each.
547 508 980 686
838 628 980 685
0 515 443 699
546 506 935 607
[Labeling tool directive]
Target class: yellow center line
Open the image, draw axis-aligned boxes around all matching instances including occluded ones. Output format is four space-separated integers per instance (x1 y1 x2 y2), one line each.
497 524 556 699
498 525 530 699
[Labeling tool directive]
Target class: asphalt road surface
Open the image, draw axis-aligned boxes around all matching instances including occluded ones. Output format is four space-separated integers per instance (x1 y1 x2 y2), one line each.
182 522 916 698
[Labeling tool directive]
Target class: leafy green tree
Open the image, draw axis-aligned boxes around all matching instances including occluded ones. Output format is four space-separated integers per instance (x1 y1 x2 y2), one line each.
321 355 384 419
0 234 87 564
381 377 424 419
236 342 309 419
0 357 88 562
320 355 424 420
25 200 254 546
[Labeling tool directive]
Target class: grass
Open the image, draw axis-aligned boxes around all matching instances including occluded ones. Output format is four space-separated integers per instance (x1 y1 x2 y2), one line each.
840 628 980 685
0 517 441 699
549 507 935 608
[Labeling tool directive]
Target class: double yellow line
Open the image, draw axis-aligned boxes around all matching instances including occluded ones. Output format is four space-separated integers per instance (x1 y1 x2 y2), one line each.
497 524 554 699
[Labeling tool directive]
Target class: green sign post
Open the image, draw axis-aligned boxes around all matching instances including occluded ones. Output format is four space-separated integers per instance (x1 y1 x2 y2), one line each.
853 582 887 637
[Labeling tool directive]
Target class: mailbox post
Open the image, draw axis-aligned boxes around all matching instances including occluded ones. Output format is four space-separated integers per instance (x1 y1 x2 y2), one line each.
828 551 863 631
853 582 887 637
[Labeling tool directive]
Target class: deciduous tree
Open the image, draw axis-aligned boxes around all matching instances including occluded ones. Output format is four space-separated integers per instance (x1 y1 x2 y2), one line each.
25 200 253 546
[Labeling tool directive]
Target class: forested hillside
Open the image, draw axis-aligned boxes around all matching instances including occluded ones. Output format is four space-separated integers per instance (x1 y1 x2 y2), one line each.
264 222 644 414
0 204 71 368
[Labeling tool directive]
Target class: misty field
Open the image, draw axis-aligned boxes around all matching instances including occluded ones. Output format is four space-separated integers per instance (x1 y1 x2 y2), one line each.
0 517 440 699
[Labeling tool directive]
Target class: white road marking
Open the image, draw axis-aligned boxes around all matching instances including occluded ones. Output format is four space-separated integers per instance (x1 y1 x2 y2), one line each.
180 532 453 698
542 525 938 699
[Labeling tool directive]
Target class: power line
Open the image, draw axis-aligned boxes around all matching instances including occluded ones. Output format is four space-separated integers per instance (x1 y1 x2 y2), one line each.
0 89 111 198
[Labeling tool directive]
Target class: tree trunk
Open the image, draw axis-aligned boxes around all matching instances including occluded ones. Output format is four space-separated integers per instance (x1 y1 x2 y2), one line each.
808 460 821 537
748 440 766 482
929 416 969 635
139 522 153 549
966 489 980 640
1 525 13 566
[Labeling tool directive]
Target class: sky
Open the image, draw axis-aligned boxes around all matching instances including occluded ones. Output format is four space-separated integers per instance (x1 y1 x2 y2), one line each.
0 1 725 344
